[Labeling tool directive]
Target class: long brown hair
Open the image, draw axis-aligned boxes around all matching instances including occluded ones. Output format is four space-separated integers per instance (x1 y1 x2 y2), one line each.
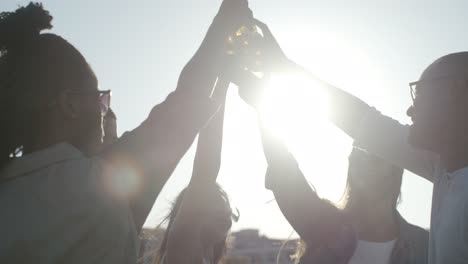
294 147 404 261
341 148 403 212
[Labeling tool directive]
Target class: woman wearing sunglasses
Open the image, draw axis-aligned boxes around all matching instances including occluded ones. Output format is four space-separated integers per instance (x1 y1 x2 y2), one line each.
0 1 251 263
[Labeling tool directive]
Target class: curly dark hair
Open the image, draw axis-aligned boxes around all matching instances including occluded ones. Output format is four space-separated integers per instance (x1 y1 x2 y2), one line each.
0 2 52 54
0 2 96 168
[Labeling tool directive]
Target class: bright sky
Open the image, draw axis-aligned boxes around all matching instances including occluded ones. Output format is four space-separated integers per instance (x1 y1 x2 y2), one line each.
3 0 468 239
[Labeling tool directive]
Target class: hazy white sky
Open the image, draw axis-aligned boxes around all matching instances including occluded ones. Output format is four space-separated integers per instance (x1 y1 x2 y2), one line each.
3 0 468 238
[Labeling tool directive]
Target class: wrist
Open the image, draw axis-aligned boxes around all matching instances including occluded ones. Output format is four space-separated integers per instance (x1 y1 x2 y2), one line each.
207 15 233 41
197 26 227 61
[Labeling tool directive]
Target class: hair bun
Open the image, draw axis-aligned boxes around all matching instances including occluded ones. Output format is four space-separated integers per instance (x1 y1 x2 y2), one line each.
0 2 53 53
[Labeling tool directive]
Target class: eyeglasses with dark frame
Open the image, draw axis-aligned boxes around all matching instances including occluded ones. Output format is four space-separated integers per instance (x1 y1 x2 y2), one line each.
409 74 465 104
69 89 112 116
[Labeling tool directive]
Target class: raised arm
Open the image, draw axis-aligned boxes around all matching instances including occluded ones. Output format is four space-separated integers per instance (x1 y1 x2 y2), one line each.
165 78 230 264
100 92 220 232
252 19 438 182
99 0 252 233
176 0 252 99
233 67 342 243
190 78 230 185
257 117 341 241
296 63 438 182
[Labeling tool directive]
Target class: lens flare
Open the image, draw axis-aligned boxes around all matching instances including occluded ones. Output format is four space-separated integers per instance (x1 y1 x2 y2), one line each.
104 161 141 199
259 73 329 148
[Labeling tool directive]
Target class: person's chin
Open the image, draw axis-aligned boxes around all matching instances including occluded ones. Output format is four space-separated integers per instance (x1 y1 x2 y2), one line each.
408 125 434 151
408 128 421 148
86 136 104 156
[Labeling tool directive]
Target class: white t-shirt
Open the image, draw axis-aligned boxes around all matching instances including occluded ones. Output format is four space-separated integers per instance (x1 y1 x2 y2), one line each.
348 240 396 264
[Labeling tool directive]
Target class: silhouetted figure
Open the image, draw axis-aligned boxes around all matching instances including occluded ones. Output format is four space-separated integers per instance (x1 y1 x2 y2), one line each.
153 77 235 264
154 183 233 264
242 18 468 264
102 101 233 264
0 1 249 263
237 79 428 263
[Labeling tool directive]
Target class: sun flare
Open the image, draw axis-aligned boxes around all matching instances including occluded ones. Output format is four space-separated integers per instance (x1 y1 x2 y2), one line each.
259 73 329 153
217 30 377 235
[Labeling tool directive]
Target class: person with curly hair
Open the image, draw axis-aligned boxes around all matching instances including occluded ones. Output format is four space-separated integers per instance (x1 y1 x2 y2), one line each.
0 1 252 263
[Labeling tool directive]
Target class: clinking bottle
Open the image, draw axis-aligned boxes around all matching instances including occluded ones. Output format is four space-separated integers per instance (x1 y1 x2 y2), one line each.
226 23 264 73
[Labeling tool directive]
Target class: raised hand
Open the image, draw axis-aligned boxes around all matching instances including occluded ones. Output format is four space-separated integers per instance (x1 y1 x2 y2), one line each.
214 0 253 34
176 0 254 99
231 67 267 109
226 19 301 110
253 18 299 73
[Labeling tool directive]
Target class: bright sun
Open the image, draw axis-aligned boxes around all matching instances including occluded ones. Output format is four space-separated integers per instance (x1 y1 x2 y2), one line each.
221 71 351 206
217 29 378 234
259 73 329 150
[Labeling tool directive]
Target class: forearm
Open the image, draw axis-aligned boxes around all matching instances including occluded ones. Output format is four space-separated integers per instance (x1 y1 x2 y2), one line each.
191 104 226 185
101 92 218 230
258 120 328 237
296 67 371 138
176 17 230 98
267 162 317 207
264 154 319 215
326 84 372 138
267 160 338 240
167 78 230 264
292 66 439 180
190 78 229 185
106 92 211 169
265 153 341 241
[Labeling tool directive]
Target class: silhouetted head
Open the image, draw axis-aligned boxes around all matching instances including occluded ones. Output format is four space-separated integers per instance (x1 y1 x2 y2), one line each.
0 3 103 166
343 148 403 210
155 184 234 264
407 52 468 153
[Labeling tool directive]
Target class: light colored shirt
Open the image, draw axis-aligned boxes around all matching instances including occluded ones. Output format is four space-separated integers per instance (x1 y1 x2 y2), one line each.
348 239 396 264
0 91 215 264
353 107 468 264
0 143 138 264
0 88 218 264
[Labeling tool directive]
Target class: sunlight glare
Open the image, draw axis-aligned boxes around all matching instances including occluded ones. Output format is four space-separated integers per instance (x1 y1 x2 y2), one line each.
254 72 350 204
104 162 142 199
259 73 329 153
